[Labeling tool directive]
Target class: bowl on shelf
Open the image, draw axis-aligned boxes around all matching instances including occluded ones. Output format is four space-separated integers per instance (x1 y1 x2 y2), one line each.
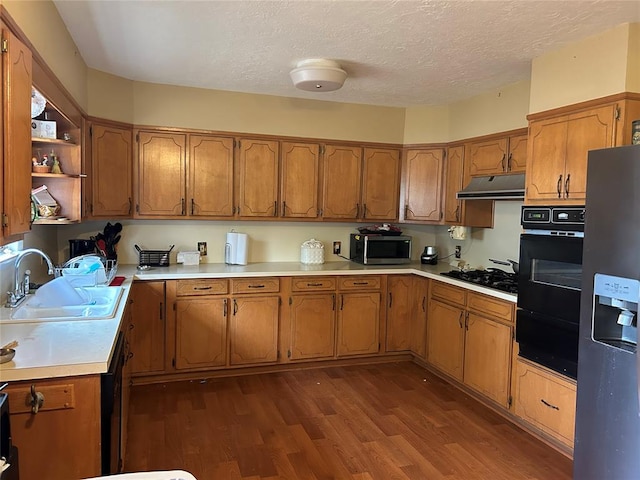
37 204 60 217
32 164 52 173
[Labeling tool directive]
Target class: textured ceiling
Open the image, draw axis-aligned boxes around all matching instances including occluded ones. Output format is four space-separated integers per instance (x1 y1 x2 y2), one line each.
53 1 640 107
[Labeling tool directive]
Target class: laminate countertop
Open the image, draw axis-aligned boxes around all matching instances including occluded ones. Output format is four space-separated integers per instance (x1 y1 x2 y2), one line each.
0 261 516 383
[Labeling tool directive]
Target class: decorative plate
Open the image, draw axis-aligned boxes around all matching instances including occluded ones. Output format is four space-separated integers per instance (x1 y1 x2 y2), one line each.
31 87 46 118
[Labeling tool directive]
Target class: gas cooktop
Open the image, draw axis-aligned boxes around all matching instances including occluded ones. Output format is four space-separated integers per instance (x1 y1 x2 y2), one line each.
440 269 518 294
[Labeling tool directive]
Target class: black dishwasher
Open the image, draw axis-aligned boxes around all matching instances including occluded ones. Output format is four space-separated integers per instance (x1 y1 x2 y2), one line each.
101 332 124 474
0 390 19 480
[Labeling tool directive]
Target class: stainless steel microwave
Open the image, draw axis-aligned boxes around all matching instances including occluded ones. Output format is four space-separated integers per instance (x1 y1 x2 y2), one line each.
349 234 412 265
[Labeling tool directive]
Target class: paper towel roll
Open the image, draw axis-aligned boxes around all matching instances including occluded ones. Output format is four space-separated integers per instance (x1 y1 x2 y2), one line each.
225 232 248 265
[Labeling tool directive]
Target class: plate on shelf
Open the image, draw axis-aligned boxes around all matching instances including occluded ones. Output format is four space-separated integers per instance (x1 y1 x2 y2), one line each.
31 87 46 118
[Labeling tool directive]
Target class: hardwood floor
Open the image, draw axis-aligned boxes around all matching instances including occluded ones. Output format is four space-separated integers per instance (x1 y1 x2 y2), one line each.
125 362 572 479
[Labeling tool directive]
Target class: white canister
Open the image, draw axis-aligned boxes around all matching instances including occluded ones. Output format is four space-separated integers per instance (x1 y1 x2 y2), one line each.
300 238 325 265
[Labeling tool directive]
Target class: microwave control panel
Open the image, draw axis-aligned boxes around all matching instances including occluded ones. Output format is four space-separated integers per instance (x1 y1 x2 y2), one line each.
522 206 585 231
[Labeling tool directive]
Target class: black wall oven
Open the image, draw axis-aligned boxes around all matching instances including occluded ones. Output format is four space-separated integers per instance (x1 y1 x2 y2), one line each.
516 206 585 379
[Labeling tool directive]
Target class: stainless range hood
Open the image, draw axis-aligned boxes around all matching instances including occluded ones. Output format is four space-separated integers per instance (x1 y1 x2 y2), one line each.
456 173 525 200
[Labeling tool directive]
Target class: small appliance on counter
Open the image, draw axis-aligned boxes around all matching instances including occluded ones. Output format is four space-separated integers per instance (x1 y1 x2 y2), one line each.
300 238 325 265
225 231 248 265
421 246 438 265
350 233 411 265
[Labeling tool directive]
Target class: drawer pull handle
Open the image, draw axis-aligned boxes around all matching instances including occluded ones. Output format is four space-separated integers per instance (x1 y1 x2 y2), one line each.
194 286 212 291
248 284 265 289
353 281 369 285
307 283 322 287
30 384 45 414
540 398 559 410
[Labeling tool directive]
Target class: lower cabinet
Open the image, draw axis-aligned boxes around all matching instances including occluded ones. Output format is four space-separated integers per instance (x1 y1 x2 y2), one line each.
427 280 514 408
5 376 102 480
229 295 280 365
514 358 577 449
410 276 429 359
175 297 227 369
385 275 414 352
336 276 381 357
130 281 166 375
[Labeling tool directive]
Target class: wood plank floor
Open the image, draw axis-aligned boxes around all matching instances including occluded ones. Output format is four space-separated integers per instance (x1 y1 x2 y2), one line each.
125 362 573 479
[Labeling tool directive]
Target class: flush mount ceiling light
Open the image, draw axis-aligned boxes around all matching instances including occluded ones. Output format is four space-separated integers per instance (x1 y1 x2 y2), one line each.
290 59 347 92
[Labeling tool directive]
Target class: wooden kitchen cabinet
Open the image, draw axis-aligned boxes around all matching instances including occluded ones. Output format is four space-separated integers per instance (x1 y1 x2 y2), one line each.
322 144 362 219
526 103 617 203
466 130 527 176
428 281 514 407
336 276 381 357
514 358 577 449
5 375 102 480
229 295 279 365
135 130 186 216
189 134 234 217
410 276 429 359
280 141 321 218
236 137 279 218
361 147 401 221
288 276 337 360
386 275 413 352
401 147 444 223
2 24 32 239
89 121 133 218
130 281 166 374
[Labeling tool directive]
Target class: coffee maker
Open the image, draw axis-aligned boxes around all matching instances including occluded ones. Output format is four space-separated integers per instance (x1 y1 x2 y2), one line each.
69 239 96 259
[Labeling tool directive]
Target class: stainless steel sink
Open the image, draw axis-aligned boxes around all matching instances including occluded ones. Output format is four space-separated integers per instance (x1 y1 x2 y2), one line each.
5 286 124 323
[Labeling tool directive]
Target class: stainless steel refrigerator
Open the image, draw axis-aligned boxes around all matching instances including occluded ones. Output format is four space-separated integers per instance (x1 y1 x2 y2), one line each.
574 145 640 479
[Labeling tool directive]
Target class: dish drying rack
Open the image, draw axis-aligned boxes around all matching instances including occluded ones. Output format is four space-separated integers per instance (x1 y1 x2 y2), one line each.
54 255 118 287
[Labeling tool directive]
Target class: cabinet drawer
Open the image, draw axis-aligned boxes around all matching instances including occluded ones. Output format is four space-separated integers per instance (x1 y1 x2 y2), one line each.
176 279 228 296
292 276 337 292
7 382 76 414
338 276 381 290
232 277 280 294
431 281 466 307
468 292 514 323
514 359 576 447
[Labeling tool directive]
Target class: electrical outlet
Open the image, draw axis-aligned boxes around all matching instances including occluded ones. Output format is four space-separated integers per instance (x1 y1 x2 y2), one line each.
455 245 461 259
197 242 207 256
333 241 341 255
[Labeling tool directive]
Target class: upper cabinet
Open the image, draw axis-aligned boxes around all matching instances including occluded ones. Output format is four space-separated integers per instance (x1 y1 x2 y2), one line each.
2 24 32 239
189 134 234 217
443 145 464 224
88 121 133 218
401 147 444 223
236 138 279 218
466 129 527 177
280 141 320 219
322 145 400 222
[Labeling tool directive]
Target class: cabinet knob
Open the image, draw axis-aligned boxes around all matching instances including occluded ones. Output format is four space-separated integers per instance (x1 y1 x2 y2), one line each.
30 384 45 414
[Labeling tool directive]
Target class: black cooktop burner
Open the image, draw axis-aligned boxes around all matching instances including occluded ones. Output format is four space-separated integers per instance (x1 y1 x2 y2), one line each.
440 269 518 294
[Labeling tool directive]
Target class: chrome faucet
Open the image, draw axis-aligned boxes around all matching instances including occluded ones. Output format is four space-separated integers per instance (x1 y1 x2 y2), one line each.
5 248 55 308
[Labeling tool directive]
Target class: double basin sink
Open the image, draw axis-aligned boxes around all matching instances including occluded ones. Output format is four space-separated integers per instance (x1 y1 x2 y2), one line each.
3 285 124 323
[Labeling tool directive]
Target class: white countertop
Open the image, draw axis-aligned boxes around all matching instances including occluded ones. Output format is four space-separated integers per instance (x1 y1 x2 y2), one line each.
0 261 516 383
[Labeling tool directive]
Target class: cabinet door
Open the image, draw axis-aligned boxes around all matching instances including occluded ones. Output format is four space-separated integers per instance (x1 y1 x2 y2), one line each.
237 138 279 217
189 134 234 217
386 275 413 352
336 292 380 356
281 142 320 218
403 148 443 223
5 376 102 480
136 131 186 216
229 295 279 365
526 117 568 201
361 148 400 221
410 276 429 359
121 299 133 469
289 293 336 360
563 104 617 200
91 123 132 217
2 27 32 237
130 281 166 374
443 146 464 224
467 138 508 176
507 133 527 174
463 312 512 407
322 144 362 219
427 298 464 381
175 298 227 369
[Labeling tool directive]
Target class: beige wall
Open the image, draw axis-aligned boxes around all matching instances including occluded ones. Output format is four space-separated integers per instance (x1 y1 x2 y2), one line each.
627 23 640 92
87 69 134 123
530 23 632 113
4 0 88 110
403 104 450 144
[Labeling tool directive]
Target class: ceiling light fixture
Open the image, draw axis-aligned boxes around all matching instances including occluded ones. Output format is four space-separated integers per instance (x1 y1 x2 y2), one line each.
289 59 347 92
